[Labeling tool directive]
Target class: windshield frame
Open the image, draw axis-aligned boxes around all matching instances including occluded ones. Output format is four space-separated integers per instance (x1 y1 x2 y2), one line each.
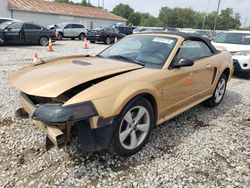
98 35 178 69
214 32 250 45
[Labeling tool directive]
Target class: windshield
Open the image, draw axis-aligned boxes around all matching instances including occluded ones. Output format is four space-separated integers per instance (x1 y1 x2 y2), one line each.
99 35 177 68
214 32 250 45
0 21 14 29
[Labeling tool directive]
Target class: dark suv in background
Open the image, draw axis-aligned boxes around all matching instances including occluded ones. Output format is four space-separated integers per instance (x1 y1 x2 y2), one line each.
114 26 136 35
87 27 125 44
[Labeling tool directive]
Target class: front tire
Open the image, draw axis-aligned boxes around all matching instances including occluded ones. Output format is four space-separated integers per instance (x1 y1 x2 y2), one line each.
57 32 63 40
108 98 155 156
203 74 227 107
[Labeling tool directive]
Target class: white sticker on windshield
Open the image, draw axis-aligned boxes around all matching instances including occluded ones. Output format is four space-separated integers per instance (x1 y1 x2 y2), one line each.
153 37 174 44
245 35 250 38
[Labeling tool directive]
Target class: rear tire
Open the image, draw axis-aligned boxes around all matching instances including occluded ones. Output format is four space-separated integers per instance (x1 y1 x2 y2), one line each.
203 74 227 108
90 41 95 43
39 36 49 46
105 36 111 45
79 33 86 41
108 98 155 156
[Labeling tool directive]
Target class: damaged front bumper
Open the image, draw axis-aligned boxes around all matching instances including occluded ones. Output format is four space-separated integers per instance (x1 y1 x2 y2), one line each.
17 92 116 151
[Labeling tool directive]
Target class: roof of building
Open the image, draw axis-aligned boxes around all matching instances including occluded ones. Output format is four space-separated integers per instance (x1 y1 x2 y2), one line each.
8 0 126 22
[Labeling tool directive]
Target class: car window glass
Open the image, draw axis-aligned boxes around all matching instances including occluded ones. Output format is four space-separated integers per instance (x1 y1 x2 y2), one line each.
175 40 207 62
73 24 84 28
8 22 23 30
100 36 177 68
64 24 72 29
214 33 250 45
202 43 213 56
24 24 41 30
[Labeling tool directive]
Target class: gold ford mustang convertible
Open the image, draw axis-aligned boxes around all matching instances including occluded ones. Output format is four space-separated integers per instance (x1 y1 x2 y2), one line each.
10 32 234 156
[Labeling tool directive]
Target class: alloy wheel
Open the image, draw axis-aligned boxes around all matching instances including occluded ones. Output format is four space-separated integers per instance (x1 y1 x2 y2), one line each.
119 106 150 150
215 78 226 103
40 37 48 46
106 37 111 45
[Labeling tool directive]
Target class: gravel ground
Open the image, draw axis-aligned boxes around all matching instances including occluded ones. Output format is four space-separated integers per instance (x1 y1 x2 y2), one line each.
0 41 249 187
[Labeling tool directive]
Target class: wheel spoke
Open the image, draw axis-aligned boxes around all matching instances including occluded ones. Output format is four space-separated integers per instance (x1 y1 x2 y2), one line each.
124 111 133 124
130 130 138 148
215 91 219 101
120 128 131 142
137 123 149 132
134 108 146 124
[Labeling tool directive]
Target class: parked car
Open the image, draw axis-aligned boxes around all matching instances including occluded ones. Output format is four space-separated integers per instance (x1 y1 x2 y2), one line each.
87 27 125 44
10 32 233 156
133 27 150 33
212 31 250 78
133 27 164 33
54 22 87 40
195 30 217 40
114 26 136 35
0 21 56 46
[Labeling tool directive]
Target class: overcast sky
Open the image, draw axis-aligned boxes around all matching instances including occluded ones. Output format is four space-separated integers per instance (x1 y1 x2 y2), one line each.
74 0 250 27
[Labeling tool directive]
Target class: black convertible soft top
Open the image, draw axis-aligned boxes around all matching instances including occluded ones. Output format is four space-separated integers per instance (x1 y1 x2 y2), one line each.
137 31 219 54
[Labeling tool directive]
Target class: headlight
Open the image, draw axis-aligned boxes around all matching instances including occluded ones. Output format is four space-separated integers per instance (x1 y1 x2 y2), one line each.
233 51 250 56
32 102 97 124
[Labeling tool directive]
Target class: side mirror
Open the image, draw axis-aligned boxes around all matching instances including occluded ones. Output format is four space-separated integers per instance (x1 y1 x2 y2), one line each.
4 28 11 32
172 58 194 68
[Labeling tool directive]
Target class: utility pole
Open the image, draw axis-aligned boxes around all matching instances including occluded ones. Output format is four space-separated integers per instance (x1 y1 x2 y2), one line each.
97 0 100 7
213 0 222 31
102 0 104 9
202 0 210 30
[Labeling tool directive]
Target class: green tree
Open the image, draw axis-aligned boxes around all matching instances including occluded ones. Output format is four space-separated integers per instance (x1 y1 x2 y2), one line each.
111 4 134 19
217 8 241 30
158 7 203 28
139 13 161 27
54 0 92 6
128 12 141 26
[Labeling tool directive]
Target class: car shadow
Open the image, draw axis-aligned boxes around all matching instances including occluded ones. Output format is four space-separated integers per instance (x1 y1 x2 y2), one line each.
63 89 242 180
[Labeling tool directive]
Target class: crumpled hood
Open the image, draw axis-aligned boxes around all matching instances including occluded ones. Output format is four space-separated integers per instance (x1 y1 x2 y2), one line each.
10 56 142 97
212 41 250 52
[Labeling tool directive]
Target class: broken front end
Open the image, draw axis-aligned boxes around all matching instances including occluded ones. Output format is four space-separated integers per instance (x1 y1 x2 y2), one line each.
16 92 116 151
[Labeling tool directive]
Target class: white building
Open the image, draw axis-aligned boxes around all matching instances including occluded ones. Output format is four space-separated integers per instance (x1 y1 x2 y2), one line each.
0 0 126 29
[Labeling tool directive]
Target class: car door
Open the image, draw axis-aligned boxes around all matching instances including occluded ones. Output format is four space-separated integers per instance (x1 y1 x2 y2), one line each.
4 22 24 43
63 24 73 37
162 39 215 118
23 23 42 43
73 24 85 37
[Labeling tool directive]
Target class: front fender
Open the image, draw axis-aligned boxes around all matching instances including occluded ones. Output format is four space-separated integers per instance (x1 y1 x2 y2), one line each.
65 81 159 119
111 81 159 116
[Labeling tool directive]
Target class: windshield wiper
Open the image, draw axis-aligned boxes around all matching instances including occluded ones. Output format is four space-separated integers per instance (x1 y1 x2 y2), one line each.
108 55 145 66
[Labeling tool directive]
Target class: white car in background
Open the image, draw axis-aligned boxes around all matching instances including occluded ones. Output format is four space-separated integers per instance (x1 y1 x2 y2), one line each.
212 31 250 78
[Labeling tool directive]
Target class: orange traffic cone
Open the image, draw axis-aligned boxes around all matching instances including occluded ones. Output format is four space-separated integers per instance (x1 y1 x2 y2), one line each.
115 37 118 43
33 52 39 63
83 37 88 49
47 38 54 52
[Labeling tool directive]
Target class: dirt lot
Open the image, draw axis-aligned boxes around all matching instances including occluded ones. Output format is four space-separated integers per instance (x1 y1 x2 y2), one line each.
0 41 249 187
